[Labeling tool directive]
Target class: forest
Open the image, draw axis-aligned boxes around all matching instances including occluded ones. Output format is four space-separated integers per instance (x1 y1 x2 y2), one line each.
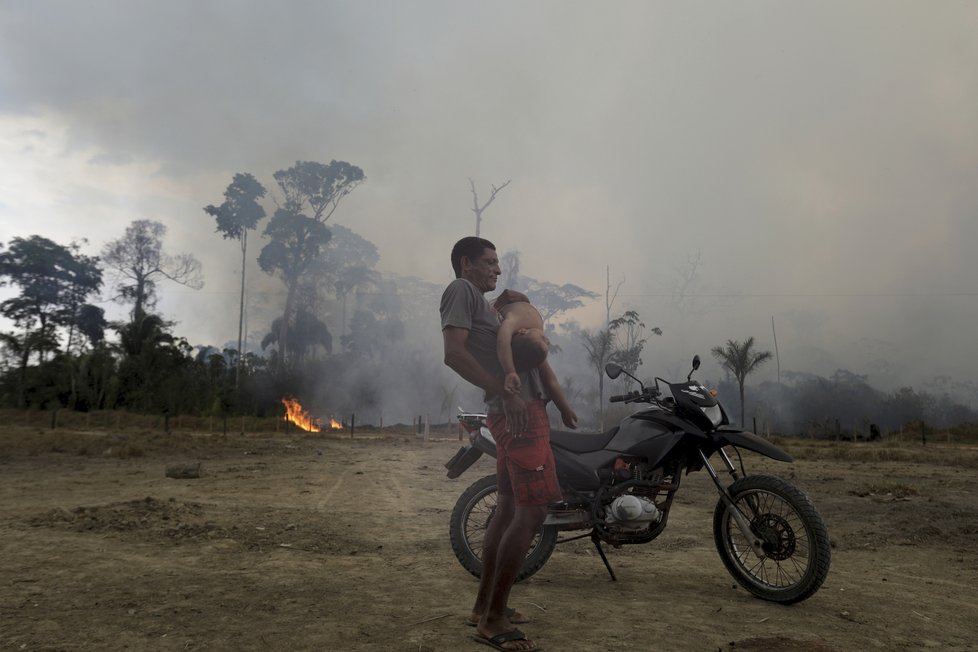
2 159 976 439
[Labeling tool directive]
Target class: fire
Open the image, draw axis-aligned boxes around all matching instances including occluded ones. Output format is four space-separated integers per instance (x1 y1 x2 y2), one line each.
329 417 343 430
281 397 321 432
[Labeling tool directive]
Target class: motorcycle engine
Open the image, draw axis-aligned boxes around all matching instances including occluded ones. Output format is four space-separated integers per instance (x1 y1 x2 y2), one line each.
604 494 661 531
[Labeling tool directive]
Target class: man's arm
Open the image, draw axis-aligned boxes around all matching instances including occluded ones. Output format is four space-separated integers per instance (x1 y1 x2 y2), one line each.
443 326 527 433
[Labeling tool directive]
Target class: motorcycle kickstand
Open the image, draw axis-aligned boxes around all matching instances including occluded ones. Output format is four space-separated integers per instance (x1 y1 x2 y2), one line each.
590 530 617 582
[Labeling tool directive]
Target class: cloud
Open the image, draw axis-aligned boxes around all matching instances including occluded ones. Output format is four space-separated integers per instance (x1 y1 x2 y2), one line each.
2 1 978 386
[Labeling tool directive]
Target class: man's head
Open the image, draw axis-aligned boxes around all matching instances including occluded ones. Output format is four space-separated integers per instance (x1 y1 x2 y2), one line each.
511 328 550 371
451 236 499 293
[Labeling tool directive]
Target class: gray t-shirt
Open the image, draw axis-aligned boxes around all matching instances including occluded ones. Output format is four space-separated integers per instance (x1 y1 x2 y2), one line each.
440 278 547 412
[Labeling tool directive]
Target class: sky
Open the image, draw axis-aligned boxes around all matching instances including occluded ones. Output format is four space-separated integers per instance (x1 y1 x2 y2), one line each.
1 1 977 393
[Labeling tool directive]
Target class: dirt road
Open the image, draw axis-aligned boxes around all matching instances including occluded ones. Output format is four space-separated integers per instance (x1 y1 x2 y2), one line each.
1 426 976 651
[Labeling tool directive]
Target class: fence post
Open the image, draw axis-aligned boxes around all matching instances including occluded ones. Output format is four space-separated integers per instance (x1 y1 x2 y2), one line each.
351 413 355 439
424 413 430 442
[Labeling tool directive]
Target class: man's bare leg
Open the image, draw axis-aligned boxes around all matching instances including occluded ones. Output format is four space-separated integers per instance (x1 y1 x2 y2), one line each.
471 493 514 622
476 503 547 651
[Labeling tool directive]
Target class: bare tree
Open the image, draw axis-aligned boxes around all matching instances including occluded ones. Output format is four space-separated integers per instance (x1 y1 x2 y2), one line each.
468 177 511 237
102 220 203 322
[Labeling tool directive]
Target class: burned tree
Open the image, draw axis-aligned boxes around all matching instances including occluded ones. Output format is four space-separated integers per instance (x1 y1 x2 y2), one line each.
468 177 510 237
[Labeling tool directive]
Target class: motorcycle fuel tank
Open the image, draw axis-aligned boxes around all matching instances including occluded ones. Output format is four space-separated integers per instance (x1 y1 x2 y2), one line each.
606 409 699 467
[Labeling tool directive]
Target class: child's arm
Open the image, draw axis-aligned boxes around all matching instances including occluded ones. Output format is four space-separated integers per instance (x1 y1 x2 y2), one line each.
538 360 578 429
496 318 522 394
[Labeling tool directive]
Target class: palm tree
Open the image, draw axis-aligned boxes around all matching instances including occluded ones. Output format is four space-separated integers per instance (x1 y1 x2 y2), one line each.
711 336 773 428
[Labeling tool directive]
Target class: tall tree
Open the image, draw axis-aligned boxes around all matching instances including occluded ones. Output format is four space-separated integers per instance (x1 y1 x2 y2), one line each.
101 220 203 321
711 336 773 427
306 224 380 337
204 173 267 386
257 160 365 366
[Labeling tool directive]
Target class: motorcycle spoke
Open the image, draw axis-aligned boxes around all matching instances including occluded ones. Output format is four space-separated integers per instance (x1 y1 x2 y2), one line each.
725 488 813 589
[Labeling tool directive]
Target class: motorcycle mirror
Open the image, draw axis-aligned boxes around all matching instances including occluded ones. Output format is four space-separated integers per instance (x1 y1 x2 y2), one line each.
605 363 623 379
691 355 700 371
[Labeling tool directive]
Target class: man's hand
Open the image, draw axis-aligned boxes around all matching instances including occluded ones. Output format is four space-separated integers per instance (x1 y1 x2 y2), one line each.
561 408 578 430
503 372 522 395
503 393 527 436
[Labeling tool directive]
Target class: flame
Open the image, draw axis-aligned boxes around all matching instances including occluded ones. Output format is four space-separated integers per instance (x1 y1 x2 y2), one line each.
329 417 343 430
281 397 321 432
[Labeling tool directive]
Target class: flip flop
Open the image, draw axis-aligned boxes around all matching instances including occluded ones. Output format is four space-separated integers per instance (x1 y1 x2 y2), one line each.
472 628 541 651
465 607 531 626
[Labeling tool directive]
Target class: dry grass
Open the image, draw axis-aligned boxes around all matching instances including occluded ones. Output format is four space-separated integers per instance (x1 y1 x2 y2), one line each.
770 436 978 469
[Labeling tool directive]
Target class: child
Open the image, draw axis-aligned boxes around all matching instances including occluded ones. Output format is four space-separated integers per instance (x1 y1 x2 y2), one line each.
494 289 578 429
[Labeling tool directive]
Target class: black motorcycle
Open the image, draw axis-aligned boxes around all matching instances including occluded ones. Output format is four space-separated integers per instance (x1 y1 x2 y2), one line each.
444 356 830 604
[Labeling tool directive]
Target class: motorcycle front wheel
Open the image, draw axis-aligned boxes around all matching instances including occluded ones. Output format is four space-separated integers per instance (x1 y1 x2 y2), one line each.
713 474 831 604
449 474 558 582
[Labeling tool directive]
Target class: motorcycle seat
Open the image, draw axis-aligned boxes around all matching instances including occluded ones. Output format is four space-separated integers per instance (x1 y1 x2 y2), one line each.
550 426 619 453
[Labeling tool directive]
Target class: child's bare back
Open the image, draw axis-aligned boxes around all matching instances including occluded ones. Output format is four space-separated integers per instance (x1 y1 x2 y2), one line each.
494 289 550 395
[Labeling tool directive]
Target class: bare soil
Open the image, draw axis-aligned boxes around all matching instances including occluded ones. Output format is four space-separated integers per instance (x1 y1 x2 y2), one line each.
1 425 977 651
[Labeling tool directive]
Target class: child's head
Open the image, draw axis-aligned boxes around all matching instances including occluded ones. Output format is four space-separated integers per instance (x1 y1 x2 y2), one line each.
511 328 550 371
493 288 530 310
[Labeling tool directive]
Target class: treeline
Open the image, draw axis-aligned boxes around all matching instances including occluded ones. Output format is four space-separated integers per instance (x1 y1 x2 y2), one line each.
729 369 978 439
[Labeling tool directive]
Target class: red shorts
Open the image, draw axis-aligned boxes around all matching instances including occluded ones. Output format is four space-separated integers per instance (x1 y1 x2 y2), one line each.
487 400 562 506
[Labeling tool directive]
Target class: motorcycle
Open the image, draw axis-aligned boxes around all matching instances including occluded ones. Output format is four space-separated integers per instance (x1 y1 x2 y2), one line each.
444 356 831 604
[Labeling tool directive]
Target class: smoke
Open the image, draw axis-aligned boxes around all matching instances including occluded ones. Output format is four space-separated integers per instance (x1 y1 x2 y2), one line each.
3 2 978 420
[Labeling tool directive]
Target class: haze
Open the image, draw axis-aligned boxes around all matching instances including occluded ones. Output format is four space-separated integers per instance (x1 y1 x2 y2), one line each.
2 1 977 402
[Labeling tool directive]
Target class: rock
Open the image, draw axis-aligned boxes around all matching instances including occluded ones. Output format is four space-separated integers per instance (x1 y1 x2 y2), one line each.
165 463 201 479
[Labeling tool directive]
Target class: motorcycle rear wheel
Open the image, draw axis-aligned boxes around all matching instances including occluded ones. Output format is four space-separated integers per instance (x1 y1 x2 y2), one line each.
713 474 831 604
449 474 558 582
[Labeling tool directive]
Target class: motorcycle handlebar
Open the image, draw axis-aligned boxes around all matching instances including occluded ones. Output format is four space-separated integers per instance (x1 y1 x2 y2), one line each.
609 388 661 403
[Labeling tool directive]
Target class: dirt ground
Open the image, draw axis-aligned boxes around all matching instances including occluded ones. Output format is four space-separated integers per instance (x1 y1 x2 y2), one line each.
1 425 977 652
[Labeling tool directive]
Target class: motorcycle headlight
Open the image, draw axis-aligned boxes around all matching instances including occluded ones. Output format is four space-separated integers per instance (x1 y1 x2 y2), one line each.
701 404 723 427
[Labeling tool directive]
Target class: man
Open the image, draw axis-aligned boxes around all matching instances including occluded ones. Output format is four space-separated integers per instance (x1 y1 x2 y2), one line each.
441 236 574 652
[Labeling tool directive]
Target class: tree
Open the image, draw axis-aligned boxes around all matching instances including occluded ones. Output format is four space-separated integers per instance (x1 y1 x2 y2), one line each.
257 160 365 366
469 177 510 237
306 224 380 337
711 337 773 427
0 236 102 407
581 327 614 430
496 251 598 324
204 173 267 387
608 310 661 375
260 310 333 361
101 220 203 321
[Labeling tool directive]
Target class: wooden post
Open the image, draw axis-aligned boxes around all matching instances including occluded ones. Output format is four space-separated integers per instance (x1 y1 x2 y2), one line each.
350 413 355 439
424 413 430 442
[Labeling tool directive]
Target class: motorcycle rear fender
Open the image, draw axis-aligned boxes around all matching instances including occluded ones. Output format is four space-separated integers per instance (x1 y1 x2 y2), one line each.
444 444 483 478
712 429 793 462
444 426 497 479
